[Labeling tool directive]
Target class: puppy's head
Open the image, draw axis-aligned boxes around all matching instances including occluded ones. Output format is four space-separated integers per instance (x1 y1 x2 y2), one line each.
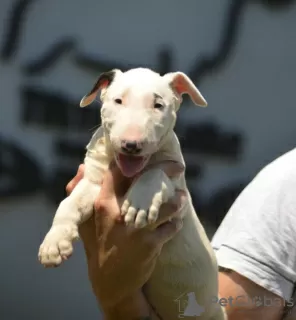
80 68 207 177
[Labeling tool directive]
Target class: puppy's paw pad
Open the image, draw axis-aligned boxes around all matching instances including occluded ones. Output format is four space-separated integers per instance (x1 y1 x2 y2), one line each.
124 207 137 225
148 206 159 224
38 225 78 267
121 200 130 216
134 210 148 228
38 240 73 267
58 239 73 257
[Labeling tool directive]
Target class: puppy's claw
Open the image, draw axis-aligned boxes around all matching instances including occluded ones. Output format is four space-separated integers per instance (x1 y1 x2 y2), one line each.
124 207 137 225
148 205 159 224
38 224 77 267
135 210 148 228
121 200 130 216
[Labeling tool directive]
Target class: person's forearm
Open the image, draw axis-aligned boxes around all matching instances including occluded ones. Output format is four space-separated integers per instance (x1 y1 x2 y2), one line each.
101 290 160 320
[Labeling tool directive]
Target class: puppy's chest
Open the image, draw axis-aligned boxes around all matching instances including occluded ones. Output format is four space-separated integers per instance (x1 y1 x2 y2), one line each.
84 136 113 182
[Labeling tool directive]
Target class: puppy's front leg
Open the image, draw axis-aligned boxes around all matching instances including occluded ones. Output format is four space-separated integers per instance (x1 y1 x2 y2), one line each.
38 178 100 267
121 169 175 228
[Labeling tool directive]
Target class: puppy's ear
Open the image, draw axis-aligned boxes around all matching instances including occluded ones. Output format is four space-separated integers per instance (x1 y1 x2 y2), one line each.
163 72 207 107
80 69 121 107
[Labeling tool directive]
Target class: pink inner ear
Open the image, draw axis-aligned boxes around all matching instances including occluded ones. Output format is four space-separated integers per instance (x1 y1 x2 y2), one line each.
170 72 206 106
100 79 110 89
173 74 190 96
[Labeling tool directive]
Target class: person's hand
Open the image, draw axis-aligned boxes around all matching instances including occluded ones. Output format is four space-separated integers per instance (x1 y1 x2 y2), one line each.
66 161 186 312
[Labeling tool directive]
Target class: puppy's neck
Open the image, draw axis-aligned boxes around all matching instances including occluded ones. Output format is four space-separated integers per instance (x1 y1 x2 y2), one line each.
148 131 185 168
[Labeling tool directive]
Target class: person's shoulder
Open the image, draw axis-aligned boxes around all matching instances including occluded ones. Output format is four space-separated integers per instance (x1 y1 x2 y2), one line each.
252 147 296 191
213 149 296 304
212 148 296 248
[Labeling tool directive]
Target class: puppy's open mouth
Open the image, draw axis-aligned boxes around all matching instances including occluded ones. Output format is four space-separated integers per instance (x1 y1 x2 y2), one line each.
116 153 149 177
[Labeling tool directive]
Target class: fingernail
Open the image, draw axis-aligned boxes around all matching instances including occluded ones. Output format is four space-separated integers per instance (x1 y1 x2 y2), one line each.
180 194 187 203
178 190 187 198
170 217 183 229
115 215 124 223
178 194 187 211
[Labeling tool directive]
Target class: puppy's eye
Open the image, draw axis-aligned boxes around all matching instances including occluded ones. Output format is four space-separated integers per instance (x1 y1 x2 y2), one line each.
115 98 122 104
154 103 163 109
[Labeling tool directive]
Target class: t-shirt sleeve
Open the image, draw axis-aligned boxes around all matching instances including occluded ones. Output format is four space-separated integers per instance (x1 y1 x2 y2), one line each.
211 173 296 301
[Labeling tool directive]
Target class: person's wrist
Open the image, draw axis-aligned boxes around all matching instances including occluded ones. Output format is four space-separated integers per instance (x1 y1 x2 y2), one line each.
101 290 158 320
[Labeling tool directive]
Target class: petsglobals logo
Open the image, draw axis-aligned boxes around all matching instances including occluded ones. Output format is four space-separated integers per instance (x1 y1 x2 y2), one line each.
211 294 294 310
174 292 295 318
174 292 205 318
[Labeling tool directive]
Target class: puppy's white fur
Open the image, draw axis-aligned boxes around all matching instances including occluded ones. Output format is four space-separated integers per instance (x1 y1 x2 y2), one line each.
38 68 227 320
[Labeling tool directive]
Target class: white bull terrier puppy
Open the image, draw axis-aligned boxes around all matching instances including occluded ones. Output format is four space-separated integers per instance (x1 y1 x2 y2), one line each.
38 68 227 319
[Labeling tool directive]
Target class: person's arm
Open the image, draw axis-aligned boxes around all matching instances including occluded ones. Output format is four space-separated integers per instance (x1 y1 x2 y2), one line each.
102 291 161 320
212 169 296 319
66 162 184 320
218 269 285 320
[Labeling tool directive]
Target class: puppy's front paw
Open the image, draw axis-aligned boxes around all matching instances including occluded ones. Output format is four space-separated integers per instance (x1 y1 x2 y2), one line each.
38 224 79 267
121 169 174 228
121 190 163 228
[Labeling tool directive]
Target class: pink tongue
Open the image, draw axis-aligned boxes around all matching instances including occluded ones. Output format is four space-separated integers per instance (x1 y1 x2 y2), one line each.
118 154 145 177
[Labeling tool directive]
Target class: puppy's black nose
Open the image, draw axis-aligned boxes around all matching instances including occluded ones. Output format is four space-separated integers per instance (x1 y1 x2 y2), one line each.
126 141 137 150
121 140 142 154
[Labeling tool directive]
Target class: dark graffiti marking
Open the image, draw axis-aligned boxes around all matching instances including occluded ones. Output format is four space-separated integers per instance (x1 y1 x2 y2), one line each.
188 0 248 86
2 0 294 76
22 43 174 76
74 46 174 77
1 0 294 225
259 0 295 9
181 122 243 159
21 86 101 129
189 0 295 86
23 38 76 75
54 139 87 160
0 136 42 199
0 0 35 60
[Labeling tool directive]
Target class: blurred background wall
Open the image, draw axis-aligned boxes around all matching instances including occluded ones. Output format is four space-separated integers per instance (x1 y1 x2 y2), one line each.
0 0 296 319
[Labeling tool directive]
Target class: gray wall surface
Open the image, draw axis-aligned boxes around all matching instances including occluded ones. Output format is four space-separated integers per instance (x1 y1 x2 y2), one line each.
0 0 296 319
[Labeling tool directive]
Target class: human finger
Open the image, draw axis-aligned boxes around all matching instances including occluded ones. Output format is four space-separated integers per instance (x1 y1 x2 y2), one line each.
99 161 133 201
153 218 183 245
153 190 187 227
66 164 85 195
78 215 97 262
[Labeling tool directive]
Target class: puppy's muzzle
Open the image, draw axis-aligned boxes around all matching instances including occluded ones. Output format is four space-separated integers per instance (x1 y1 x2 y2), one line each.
121 140 143 154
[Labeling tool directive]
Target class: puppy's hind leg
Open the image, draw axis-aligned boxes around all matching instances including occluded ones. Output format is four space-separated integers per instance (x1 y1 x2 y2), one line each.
38 178 100 267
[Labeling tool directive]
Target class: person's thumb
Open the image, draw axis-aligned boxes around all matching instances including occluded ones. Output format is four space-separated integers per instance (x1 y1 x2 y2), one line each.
99 161 133 200
66 164 85 195
154 218 183 244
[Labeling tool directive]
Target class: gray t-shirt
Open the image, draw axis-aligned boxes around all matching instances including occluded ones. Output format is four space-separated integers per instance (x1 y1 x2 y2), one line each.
211 148 296 319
